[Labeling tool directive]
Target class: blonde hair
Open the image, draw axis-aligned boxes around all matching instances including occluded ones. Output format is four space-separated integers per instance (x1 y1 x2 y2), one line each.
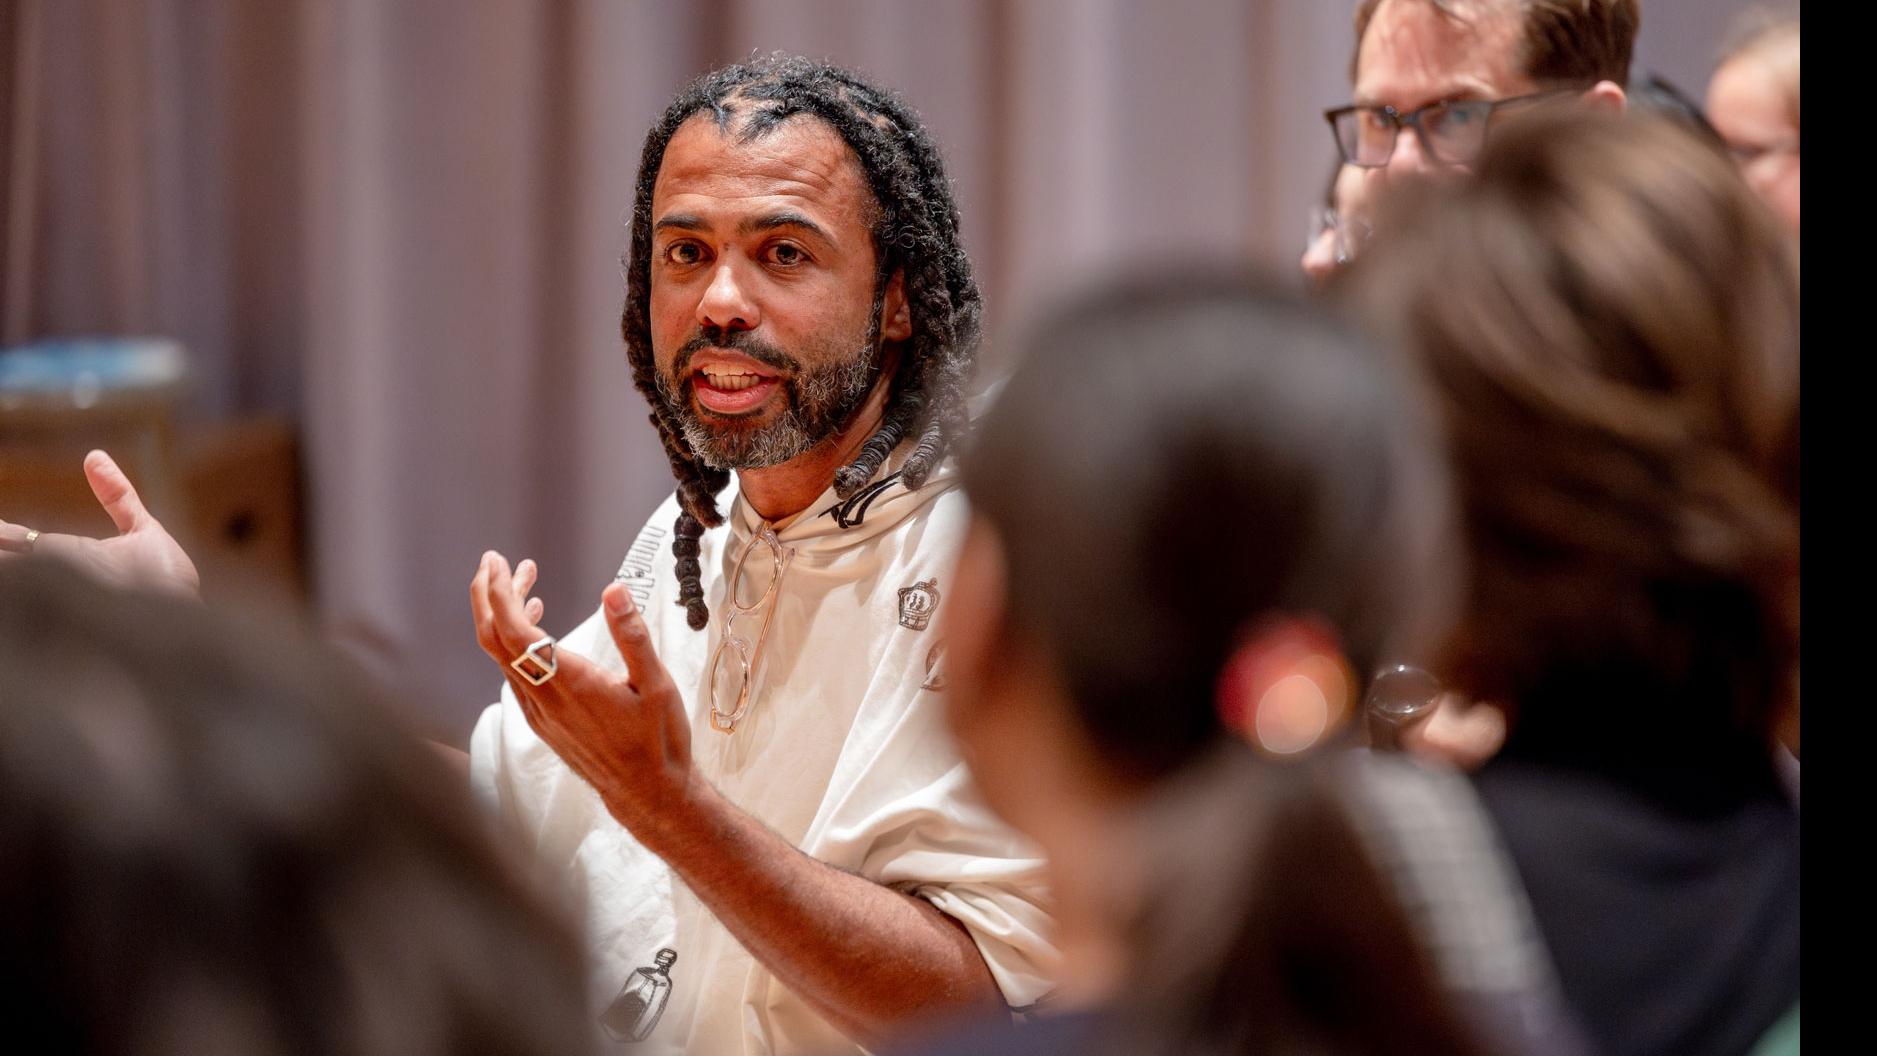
1721 9 1800 130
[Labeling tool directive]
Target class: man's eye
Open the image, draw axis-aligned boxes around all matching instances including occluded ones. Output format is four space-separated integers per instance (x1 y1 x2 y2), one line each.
766 243 805 267
1429 104 1479 129
665 242 704 266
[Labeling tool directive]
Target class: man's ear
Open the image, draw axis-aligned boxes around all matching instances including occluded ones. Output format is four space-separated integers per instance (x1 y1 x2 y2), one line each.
1582 79 1627 114
881 269 913 342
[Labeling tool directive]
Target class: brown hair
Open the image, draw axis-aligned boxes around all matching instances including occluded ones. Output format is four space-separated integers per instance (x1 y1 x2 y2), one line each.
1108 751 1491 1056
961 270 1455 782
1350 110 1800 748
1353 0 1640 88
0 558 594 1055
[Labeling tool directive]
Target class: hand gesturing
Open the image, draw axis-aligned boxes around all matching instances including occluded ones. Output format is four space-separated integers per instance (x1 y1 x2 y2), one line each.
470 552 697 834
0 450 200 597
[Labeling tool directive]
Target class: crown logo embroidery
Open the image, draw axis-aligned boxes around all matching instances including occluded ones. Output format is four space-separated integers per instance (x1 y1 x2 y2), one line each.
898 578 941 631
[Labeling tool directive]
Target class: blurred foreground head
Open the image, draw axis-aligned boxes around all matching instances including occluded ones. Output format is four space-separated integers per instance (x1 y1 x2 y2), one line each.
0 559 592 1055
937 274 1479 1055
951 272 1455 805
1351 110 1800 759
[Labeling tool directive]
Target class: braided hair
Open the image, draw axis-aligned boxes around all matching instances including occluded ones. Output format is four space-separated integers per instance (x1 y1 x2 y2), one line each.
622 55 982 630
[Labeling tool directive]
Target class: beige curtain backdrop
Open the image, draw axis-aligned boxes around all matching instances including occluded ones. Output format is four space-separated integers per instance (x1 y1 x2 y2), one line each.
1 0 1771 738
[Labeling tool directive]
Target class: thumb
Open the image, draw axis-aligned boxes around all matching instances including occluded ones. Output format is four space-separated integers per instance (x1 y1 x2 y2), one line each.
83 450 150 536
603 583 672 696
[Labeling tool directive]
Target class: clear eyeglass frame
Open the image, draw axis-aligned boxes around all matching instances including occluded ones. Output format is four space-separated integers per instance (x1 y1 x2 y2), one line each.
707 522 796 734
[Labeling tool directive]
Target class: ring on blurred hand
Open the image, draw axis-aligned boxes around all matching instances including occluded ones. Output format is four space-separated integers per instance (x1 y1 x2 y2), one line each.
1364 664 1443 725
510 635 559 686
22 528 40 552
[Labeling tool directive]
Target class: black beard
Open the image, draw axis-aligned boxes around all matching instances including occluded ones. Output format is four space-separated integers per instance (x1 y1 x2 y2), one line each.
655 319 882 471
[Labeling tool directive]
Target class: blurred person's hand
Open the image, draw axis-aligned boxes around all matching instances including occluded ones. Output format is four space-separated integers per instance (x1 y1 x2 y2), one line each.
1301 166 1375 289
471 552 696 834
1301 231 1340 286
1398 694 1507 772
0 450 201 597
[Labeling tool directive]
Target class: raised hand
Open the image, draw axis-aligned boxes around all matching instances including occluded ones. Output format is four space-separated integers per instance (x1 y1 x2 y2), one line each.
0 450 201 597
470 551 696 833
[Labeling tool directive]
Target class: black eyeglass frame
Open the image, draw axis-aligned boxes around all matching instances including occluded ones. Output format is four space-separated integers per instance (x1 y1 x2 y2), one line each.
1324 86 1586 168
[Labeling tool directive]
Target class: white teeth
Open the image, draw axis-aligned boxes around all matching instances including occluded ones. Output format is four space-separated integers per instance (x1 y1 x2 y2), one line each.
700 370 764 392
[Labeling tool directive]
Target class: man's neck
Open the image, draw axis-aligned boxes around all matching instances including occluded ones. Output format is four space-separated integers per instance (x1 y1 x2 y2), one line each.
736 373 895 523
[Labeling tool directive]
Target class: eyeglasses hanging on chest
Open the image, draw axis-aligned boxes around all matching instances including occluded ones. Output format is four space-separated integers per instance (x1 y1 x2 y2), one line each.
707 522 796 734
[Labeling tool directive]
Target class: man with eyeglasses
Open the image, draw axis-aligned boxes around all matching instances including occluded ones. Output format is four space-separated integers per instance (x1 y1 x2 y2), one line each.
1330 0 1634 206
1325 0 1636 772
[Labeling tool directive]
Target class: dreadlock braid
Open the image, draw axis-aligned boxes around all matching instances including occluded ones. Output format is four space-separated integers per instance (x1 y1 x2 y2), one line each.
621 55 983 630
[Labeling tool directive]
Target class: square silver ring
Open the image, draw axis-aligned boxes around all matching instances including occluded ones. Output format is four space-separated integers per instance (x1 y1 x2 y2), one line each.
510 636 558 686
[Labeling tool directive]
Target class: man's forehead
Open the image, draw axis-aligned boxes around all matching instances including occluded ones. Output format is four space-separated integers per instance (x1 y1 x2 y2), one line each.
651 112 873 221
1708 59 1793 140
1354 0 1530 107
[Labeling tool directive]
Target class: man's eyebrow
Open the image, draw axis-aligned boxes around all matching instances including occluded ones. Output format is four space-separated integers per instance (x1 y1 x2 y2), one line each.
743 212 830 240
653 213 707 234
653 211 834 241
1352 86 1486 110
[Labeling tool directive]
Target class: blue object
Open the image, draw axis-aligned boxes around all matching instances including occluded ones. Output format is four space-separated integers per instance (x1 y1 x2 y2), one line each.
0 337 185 408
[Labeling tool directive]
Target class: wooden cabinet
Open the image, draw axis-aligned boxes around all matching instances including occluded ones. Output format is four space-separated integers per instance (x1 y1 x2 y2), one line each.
1 411 306 607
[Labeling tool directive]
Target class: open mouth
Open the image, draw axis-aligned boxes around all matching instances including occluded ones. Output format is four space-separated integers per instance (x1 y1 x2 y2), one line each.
692 363 783 415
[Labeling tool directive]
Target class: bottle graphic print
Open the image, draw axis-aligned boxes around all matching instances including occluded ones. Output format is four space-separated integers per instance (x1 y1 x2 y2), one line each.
600 948 677 1043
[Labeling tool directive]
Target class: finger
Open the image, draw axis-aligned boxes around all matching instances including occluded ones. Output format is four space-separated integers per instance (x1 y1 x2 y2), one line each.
0 521 40 554
1 525 93 563
83 450 149 536
513 558 538 598
602 583 674 698
470 552 502 656
485 552 539 651
1443 703 1507 767
525 597 546 624
1400 698 1507 771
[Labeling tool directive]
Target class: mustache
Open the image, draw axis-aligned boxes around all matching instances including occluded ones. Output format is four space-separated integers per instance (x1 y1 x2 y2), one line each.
671 328 801 380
